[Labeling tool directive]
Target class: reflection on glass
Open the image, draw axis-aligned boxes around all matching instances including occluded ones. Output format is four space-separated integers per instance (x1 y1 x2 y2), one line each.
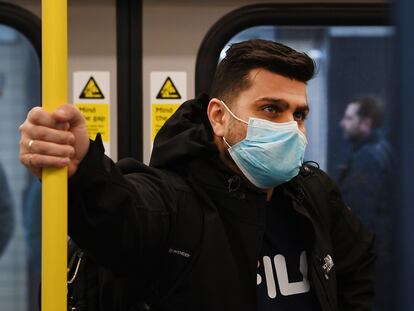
0 24 40 311
222 25 394 310
0 162 14 256
337 95 394 310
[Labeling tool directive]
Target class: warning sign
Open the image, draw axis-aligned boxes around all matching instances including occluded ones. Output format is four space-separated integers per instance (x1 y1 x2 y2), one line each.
156 77 181 99
75 103 109 141
79 77 105 99
152 104 181 140
73 71 111 156
150 72 187 142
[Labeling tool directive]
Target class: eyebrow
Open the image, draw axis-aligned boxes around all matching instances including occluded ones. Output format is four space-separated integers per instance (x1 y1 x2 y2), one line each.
254 97 310 113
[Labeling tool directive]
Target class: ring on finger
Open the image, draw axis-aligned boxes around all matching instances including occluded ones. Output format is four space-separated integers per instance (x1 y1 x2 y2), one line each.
28 139 34 152
28 154 33 166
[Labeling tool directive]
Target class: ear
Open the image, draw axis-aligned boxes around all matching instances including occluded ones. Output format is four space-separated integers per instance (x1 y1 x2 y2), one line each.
361 118 373 130
207 98 227 137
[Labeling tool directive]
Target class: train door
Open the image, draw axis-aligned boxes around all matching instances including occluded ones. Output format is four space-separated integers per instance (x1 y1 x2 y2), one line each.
0 3 41 311
194 4 395 310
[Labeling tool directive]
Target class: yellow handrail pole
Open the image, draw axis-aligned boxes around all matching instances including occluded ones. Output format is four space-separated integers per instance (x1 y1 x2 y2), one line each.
41 1 68 311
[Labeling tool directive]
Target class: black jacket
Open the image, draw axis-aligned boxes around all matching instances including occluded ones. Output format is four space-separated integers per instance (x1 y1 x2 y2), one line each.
337 130 393 311
338 129 393 232
68 94 376 311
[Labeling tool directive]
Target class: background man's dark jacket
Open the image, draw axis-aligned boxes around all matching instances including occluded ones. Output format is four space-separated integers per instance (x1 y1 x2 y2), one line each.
338 129 393 233
68 94 376 311
338 129 393 311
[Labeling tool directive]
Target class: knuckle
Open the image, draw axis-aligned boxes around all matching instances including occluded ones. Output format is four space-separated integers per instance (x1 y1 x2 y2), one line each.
30 154 37 167
31 154 44 168
67 133 75 144
62 146 72 157
19 138 25 148
19 121 29 133
69 146 75 157
33 131 43 140
35 129 47 141
29 110 41 124
28 107 48 125
38 142 50 154
61 132 72 144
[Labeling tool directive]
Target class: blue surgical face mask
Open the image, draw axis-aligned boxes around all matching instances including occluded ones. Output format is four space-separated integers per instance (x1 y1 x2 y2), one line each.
221 100 307 189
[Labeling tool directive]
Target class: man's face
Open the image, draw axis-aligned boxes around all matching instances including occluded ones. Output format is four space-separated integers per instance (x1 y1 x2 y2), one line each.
340 103 364 141
218 68 309 146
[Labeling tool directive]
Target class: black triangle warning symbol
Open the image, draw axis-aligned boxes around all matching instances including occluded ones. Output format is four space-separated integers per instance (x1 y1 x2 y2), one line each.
156 77 181 99
79 77 105 99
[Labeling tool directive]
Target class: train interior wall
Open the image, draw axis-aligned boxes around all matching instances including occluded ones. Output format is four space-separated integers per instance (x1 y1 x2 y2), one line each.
0 0 390 310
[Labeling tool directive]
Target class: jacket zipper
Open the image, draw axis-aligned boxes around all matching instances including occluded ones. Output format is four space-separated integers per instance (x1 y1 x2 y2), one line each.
311 260 335 311
287 188 335 311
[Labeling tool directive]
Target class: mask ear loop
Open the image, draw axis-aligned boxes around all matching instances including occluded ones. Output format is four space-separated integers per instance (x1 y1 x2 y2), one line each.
223 137 231 148
220 100 249 148
220 100 249 125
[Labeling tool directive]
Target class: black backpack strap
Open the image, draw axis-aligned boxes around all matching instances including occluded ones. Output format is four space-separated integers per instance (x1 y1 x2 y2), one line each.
67 239 101 311
67 238 86 310
139 170 203 309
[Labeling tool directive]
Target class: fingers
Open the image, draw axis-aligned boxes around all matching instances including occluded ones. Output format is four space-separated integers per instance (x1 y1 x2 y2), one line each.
23 124 74 146
19 104 89 178
21 138 75 158
20 153 70 172
19 137 73 177
21 104 83 130
19 106 76 152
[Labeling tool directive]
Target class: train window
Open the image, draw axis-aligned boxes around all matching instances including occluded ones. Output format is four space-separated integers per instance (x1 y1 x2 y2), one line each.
0 4 41 311
196 4 394 310
220 25 394 174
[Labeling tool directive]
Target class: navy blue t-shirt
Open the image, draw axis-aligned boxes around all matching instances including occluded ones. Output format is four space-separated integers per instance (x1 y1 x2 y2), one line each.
257 192 321 310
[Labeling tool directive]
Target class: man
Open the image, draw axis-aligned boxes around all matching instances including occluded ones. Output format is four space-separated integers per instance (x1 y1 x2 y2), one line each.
339 96 393 311
19 40 375 311
339 96 393 228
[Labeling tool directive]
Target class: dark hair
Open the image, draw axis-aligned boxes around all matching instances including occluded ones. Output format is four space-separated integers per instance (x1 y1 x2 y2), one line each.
353 96 384 128
210 39 315 103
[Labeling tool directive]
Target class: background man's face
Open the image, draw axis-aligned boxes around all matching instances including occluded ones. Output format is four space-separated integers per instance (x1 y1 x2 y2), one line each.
223 68 309 146
340 103 363 141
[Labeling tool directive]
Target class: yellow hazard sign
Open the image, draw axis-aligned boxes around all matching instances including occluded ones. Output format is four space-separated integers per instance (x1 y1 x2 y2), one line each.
79 77 105 99
156 77 181 99
75 103 110 141
152 103 180 140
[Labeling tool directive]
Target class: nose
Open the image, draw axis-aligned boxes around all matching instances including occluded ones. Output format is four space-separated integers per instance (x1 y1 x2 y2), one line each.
282 114 294 123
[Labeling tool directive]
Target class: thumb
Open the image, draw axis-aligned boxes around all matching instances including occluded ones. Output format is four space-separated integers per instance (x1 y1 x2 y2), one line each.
52 104 85 128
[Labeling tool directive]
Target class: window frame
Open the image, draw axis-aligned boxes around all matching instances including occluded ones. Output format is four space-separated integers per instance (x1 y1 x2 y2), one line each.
195 3 390 96
116 0 143 161
0 2 41 60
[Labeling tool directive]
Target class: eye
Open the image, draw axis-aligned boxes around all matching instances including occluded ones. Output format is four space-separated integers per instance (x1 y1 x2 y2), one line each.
262 105 280 114
294 110 308 122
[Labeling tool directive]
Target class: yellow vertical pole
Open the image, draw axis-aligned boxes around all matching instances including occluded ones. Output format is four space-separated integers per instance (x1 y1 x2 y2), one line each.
41 1 67 311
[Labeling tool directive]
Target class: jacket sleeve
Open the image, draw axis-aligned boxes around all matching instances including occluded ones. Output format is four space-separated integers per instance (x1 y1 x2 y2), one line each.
323 172 377 311
68 137 175 277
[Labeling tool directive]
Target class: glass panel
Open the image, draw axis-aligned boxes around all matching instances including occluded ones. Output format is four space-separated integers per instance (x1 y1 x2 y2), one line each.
0 24 41 311
222 25 394 310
